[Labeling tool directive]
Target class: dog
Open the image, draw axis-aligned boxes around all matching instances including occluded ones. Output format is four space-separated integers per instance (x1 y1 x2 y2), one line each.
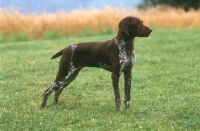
40 16 152 111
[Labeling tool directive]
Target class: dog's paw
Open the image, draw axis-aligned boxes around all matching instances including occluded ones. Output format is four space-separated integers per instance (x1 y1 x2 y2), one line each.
40 105 44 109
116 106 123 112
125 101 130 109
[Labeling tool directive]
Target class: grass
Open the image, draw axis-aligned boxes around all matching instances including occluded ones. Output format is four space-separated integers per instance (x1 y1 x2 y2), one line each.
0 28 200 130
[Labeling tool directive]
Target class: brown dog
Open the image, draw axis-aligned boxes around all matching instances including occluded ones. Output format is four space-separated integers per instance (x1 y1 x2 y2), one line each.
40 16 152 111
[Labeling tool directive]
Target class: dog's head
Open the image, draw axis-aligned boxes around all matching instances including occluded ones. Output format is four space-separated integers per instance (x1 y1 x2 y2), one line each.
119 16 152 37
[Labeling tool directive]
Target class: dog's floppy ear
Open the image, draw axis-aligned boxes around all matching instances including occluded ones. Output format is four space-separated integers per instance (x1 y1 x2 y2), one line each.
118 17 130 36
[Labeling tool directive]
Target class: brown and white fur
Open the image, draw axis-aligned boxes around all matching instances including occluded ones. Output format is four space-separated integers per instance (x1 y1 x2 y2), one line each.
40 16 152 111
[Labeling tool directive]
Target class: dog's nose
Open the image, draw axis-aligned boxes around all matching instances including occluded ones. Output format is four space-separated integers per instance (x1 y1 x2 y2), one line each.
149 28 153 32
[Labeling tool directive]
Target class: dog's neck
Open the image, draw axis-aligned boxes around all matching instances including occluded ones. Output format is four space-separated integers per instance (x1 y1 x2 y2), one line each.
116 31 135 51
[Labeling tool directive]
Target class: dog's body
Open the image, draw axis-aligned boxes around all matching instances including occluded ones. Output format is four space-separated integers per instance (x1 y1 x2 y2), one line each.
41 16 152 111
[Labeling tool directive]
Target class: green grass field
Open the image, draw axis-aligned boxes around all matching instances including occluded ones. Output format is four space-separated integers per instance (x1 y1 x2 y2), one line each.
0 28 200 130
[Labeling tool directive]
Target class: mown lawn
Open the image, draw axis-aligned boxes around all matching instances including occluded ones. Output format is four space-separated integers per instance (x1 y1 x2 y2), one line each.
0 28 200 130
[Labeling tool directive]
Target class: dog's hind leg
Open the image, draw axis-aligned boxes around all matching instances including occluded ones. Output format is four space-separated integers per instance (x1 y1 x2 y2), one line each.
54 68 81 104
54 88 63 104
40 82 61 108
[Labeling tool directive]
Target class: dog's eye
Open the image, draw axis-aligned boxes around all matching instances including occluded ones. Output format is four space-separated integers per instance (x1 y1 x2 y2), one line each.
138 20 143 24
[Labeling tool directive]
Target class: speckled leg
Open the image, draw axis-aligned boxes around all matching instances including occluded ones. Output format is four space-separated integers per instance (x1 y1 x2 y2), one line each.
54 69 80 104
40 82 61 108
54 88 63 104
112 72 123 111
124 69 132 109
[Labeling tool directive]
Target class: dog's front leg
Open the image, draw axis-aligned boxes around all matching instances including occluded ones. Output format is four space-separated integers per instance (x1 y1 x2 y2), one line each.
111 72 122 111
123 69 132 109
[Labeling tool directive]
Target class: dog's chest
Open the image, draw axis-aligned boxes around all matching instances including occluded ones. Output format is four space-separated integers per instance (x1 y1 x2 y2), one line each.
98 39 136 73
118 39 136 74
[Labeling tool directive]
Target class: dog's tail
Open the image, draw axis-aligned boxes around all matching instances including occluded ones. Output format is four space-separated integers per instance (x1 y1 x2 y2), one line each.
50 49 64 60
